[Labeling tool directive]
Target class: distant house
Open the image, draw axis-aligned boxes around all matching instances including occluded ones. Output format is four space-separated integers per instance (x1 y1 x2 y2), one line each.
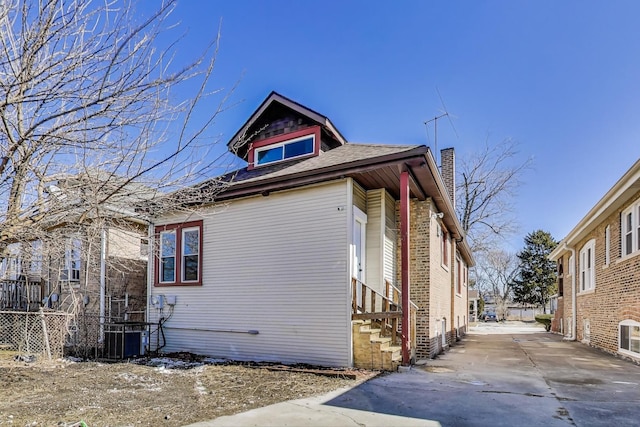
0 171 149 324
469 289 480 321
147 92 474 368
549 159 640 362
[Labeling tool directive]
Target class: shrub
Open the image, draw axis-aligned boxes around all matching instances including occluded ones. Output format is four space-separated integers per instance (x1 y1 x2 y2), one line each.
535 314 553 331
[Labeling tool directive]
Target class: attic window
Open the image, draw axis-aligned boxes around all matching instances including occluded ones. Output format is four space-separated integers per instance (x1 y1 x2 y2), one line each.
255 135 314 166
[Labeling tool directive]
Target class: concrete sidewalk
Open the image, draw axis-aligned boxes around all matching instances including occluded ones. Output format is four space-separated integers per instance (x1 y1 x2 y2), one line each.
185 385 440 427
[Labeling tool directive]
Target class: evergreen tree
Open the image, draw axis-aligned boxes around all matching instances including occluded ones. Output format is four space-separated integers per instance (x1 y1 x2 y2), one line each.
512 230 558 313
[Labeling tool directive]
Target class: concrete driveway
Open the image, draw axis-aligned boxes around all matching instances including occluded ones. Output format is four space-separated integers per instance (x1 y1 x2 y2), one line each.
189 322 640 426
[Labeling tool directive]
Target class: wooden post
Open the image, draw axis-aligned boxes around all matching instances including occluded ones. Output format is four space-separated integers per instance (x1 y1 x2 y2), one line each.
352 278 356 313
400 169 411 365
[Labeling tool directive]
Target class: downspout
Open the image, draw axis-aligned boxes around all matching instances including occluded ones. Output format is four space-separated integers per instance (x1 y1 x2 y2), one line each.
99 227 107 341
147 222 154 351
565 243 576 341
400 169 411 365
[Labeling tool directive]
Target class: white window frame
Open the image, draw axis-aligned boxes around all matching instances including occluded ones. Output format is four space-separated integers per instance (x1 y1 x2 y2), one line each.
621 199 640 258
579 239 595 293
159 230 177 284
180 226 201 283
254 134 316 167
63 238 81 282
619 320 640 359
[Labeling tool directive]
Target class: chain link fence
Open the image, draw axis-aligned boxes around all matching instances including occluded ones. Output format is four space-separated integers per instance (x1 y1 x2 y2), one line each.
0 310 72 359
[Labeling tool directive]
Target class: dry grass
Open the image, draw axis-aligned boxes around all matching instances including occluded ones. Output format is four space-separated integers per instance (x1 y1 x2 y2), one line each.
0 352 373 426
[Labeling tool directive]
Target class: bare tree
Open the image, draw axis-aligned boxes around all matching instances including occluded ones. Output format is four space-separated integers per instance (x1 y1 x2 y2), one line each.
475 249 519 321
457 138 532 253
0 0 235 352
0 0 231 250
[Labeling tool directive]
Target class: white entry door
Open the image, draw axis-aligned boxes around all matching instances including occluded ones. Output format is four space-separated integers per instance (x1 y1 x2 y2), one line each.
352 207 367 305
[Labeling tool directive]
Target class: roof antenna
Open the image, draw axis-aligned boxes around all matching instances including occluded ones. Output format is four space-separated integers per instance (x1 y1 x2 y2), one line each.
424 112 448 166
424 87 458 166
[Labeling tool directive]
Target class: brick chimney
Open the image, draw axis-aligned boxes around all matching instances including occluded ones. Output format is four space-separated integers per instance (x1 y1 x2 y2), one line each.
440 148 455 208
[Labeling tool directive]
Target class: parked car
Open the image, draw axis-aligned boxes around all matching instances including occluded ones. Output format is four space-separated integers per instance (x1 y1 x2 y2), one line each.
484 312 498 322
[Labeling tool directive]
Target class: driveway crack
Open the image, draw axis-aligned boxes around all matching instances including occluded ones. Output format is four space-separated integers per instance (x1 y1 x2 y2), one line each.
516 338 577 426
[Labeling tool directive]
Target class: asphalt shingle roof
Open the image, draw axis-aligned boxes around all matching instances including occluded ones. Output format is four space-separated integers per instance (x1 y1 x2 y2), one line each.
229 143 423 186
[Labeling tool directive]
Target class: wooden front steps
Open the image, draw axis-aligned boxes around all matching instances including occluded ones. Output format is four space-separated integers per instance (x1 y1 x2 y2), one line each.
352 320 401 371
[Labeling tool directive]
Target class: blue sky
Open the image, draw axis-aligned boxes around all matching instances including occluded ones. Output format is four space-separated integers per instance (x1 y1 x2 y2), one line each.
147 1 640 251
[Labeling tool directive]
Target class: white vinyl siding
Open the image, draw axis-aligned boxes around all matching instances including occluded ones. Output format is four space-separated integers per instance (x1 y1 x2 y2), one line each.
383 232 396 285
353 181 367 213
149 180 350 367
364 189 397 307
383 191 397 286
365 189 383 300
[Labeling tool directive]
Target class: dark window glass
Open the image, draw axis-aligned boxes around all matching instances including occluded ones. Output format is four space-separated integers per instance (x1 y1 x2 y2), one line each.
257 146 283 164
621 325 630 350
162 258 175 282
284 137 313 159
632 326 640 353
183 256 199 281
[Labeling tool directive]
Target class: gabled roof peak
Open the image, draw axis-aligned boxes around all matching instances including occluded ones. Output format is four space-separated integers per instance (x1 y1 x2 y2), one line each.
227 92 347 161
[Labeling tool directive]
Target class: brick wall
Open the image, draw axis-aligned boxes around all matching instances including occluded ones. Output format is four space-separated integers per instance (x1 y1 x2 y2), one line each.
52 227 147 321
398 198 432 359
567 189 640 357
453 243 469 340
551 296 565 333
430 232 454 356
395 197 457 359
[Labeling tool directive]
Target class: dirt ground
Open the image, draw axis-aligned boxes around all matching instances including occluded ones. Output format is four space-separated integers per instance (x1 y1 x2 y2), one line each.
0 351 374 427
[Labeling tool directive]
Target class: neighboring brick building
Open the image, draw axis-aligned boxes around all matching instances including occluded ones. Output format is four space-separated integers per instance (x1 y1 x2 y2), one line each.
549 159 640 362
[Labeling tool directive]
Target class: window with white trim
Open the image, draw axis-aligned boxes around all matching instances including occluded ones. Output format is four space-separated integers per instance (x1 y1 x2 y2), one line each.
619 320 640 357
62 238 81 282
159 230 176 283
155 221 203 286
579 239 595 292
622 199 640 257
181 227 200 282
255 135 314 166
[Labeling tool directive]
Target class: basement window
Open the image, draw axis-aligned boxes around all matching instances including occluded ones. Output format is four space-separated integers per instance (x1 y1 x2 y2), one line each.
619 320 640 359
